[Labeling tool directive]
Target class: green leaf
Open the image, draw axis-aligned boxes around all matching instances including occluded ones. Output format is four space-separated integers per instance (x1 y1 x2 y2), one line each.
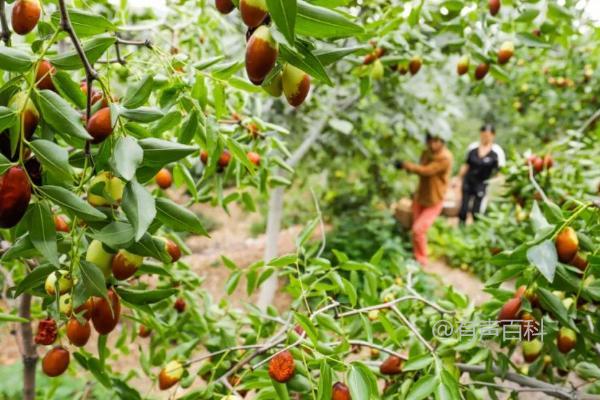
90 222 135 249
38 185 107 222
50 36 117 70
126 234 170 263
123 75 154 109
267 0 297 44
0 151 11 175
14 264 55 296
33 90 92 141
403 353 434 371
538 287 577 331
268 254 297 267
225 136 255 172
118 106 164 123
407 374 438 400
575 362 600 380
0 47 34 72
0 107 18 133
115 287 177 305
29 139 73 182
315 45 363 66
526 240 558 283
155 198 209 236
347 362 372 400
27 203 59 267
122 180 156 241
225 270 242 295
0 313 28 323
294 312 318 344
296 1 363 39
50 10 116 37
51 70 87 109
280 44 331 85
178 109 199 145
138 138 197 166
79 260 108 299
317 360 332 400
111 136 143 181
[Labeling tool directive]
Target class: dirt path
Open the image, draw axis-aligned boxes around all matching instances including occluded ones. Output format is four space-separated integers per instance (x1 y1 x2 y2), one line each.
427 260 492 305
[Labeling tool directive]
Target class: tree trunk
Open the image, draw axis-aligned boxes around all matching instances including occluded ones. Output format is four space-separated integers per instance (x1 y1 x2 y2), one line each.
256 114 331 310
20 293 37 400
256 186 285 310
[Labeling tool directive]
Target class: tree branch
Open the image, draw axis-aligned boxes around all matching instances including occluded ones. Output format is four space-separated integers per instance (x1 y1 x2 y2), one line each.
116 37 153 49
458 363 599 400
20 293 36 400
0 0 10 46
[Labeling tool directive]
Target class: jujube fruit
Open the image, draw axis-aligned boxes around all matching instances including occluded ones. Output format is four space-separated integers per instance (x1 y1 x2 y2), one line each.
111 249 143 280
497 41 514 65
240 0 268 28
11 0 41 35
245 25 278 85
557 327 576 353
158 360 184 390
165 238 182 262
488 0 501 16
75 298 94 320
44 270 73 296
80 82 107 108
263 72 283 97
0 167 32 228
247 151 260 166
555 227 578 263
370 59 384 80
24 157 42 185
268 350 295 383
42 346 70 377
155 168 173 189
91 289 121 335
522 339 542 363
282 64 310 107
174 298 186 313
475 63 490 80
497 297 521 323
34 318 58 346
215 0 235 14
139 325 152 338
66 317 91 347
86 239 115 278
86 108 113 144
409 56 422 75
379 355 403 375
36 60 56 91
200 150 209 164
54 215 69 233
59 293 72 315
332 382 351 400
87 172 124 207
457 56 470 75
570 253 588 271
543 154 553 169
218 150 231 168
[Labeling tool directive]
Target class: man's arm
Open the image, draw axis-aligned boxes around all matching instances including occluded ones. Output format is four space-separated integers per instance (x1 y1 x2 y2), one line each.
403 157 451 177
459 163 469 178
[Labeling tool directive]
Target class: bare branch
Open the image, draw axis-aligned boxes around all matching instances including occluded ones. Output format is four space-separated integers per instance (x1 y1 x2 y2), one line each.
116 37 153 49
458 363 599 400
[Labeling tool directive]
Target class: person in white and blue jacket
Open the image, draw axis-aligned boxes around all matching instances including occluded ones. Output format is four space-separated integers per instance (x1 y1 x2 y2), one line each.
457 124 505 224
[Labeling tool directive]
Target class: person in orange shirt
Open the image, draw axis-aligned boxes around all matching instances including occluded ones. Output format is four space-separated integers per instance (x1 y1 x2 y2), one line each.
396 133 453 266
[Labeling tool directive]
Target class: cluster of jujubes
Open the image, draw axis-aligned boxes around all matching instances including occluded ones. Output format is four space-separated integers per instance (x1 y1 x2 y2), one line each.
214 0 311 107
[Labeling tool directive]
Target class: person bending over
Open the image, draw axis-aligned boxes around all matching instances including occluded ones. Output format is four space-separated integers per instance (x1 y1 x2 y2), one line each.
457 124 505 224
396 133 453 266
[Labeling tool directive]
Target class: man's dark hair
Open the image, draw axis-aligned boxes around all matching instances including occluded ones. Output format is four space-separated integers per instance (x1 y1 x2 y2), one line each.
425 131 444 143
480 124 496 133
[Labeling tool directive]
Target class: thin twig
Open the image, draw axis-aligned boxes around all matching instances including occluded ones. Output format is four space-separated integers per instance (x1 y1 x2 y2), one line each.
527 160 550 204
57 0 97 156
0 0 10 46
116 37 153 48
337 294 453 318
391 306 435 353
310 187 327 259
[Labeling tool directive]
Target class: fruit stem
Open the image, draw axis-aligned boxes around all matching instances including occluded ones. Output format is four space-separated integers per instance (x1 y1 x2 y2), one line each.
553 202 591 239
0 0 10 47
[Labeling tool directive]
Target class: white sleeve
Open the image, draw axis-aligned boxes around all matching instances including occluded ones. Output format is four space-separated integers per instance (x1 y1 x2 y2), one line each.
493 144 506 167
465 142 478 161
